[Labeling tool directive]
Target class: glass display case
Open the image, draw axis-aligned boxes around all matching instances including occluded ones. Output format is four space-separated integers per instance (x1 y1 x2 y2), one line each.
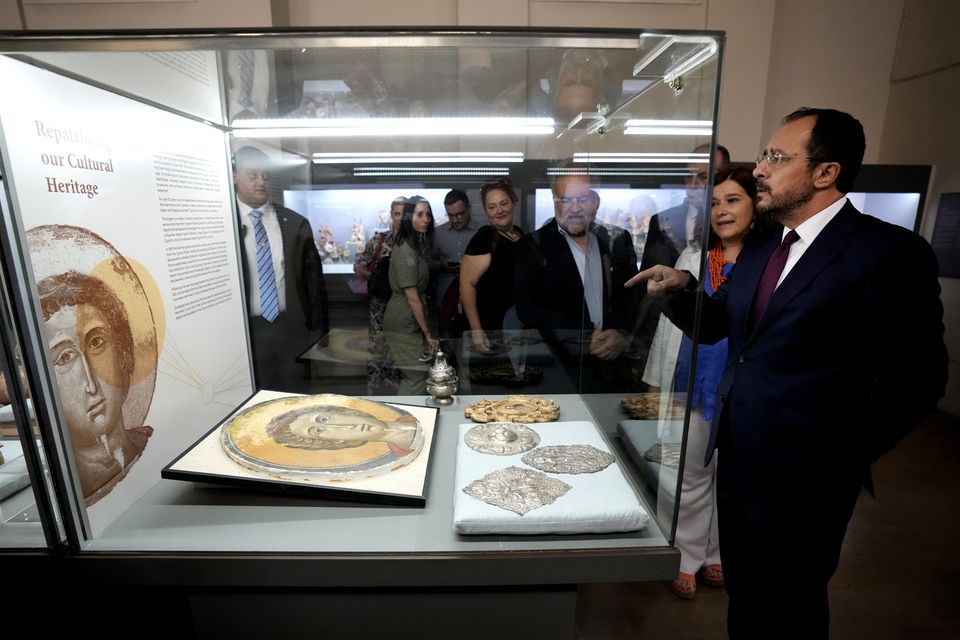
0 28 724 637
0 176 66 550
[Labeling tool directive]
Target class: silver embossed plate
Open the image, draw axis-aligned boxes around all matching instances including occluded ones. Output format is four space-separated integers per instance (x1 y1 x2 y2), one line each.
462 466 571 515
464 422 540 456
521 444 616 474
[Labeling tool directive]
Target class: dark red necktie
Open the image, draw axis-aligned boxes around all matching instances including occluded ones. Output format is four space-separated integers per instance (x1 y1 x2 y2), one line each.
749 229 800 331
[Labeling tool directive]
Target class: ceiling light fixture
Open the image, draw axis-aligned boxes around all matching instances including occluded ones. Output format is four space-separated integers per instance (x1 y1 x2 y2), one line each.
314 152 524 164
232 117 554 137
623 119 713 136
352 166 510 177
572 152 710 164
547 167 694 177
633 35 719 82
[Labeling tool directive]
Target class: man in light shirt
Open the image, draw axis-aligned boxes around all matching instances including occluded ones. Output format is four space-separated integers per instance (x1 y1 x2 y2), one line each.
628 108 946 639
433 189 484 339
233 146 328 393
515 173 637 392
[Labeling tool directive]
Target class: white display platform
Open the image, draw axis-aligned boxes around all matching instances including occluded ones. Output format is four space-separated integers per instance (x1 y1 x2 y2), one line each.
454 420 649 535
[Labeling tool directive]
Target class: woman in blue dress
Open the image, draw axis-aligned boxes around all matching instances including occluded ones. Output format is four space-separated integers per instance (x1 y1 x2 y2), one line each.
670 166 767 598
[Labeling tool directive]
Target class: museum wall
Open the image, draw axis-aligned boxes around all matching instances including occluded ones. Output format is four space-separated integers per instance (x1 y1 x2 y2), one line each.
12 0 273 29
0 2 22 30
878 0 960 416
759 0 904 166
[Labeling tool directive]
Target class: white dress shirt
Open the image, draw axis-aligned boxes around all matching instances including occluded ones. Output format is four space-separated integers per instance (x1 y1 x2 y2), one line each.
237 198 287 316
559 226 604 329
777 196 847 288
684 202 700 248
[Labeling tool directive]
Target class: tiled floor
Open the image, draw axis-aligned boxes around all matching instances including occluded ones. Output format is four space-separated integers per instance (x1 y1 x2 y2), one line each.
575 410 960 639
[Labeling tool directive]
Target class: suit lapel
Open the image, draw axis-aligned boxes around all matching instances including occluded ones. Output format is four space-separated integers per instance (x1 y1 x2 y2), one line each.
545 222 585 299
668 206 688 248
747 203 858 342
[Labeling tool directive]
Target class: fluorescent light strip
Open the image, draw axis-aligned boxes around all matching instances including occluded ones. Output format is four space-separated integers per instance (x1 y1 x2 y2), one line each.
622 119 713 137
546 168 693 177
232 117 554 137
625 127 713 136
573 152 710 164
625 120 713 128
353 167 509 177
314 152 524 164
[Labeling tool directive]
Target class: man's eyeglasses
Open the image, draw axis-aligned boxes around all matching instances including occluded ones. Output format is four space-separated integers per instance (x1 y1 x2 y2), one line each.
447 210 468 219
755 151 821 168
553 196 592 207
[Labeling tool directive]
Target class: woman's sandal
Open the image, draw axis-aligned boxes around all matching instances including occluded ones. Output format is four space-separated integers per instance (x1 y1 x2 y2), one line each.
671 572 697 599
701 564 724 588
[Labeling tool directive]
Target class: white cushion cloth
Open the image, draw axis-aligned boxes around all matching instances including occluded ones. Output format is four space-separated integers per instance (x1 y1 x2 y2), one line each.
617 420 681 496
453 420 649 535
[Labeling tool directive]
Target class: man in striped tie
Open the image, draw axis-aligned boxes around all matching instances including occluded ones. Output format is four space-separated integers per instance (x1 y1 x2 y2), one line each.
233 146 328 393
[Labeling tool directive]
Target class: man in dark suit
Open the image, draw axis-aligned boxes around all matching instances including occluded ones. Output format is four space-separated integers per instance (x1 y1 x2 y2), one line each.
233 146 328 393
515 174 638 392
629 108 946 638
633 144 729 363
640 143 730 273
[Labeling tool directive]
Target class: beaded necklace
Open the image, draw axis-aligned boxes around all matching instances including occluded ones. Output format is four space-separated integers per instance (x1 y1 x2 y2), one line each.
708 243 731 290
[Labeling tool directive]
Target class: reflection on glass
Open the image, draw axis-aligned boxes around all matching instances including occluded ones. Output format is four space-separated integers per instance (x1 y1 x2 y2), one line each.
232 145 329 394
0 185 59 547
3 33 723 549
226 42 722 410
642 166 761 589
219 40 723 554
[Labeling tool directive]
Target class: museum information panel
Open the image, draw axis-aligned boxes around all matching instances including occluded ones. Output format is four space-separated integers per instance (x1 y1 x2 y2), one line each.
0 56 253 536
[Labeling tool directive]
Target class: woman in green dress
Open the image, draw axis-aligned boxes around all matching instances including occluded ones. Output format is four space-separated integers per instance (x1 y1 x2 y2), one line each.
383 196 438 394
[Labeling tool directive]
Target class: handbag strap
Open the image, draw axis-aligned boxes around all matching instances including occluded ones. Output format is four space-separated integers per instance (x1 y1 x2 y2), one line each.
367 233 386 271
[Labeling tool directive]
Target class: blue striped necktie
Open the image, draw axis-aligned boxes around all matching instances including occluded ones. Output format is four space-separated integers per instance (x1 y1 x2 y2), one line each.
237 50 255 109
249 210 279 322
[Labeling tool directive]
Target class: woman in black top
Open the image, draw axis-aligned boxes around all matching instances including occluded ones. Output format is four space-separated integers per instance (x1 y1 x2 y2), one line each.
459 178 522 352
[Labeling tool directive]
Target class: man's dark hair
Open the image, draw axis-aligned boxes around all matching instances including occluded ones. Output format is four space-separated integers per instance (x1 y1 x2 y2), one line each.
716 144 731 166
444 189 469 208
783 107 865 194
692 143 730 169
232 145 270 172
547 160 591 196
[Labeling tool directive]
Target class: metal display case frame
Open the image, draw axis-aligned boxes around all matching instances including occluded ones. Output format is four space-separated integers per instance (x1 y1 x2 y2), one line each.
0 28 725 639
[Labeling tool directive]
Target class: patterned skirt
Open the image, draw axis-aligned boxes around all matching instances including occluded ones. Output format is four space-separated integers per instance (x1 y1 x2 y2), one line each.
367 295 401 394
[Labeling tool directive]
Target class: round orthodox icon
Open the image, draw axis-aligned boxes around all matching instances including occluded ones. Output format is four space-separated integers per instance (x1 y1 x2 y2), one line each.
221 394 423 480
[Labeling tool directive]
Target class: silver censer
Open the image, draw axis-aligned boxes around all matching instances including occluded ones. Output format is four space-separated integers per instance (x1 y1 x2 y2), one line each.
426 346 459 405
